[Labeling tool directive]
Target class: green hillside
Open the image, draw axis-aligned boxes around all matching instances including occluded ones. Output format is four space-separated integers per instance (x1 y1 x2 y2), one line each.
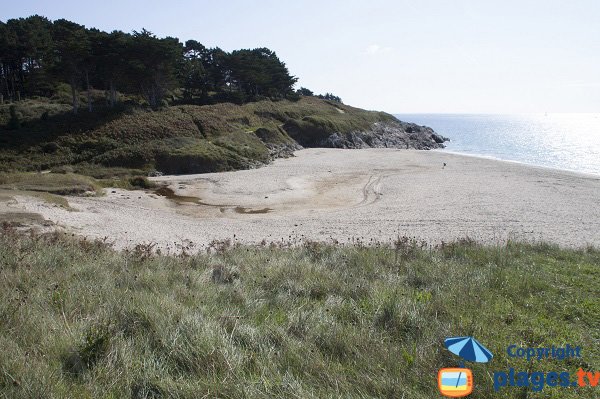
0 15 445 182
0 97 398 177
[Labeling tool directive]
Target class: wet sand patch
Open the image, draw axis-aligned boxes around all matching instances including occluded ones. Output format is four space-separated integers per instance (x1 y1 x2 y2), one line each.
234 206 271 214
154 186 204 205
155 186 271 215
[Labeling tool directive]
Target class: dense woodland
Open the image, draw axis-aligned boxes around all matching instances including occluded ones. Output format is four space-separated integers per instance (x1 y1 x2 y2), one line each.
0 15 342 114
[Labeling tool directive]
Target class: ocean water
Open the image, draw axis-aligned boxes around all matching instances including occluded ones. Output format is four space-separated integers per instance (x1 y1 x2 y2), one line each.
395 113 600 176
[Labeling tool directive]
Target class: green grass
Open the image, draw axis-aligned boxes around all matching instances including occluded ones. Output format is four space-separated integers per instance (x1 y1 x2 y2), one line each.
0 231 597 398
0 172 102 196
0 97 397 175
0 171 156 197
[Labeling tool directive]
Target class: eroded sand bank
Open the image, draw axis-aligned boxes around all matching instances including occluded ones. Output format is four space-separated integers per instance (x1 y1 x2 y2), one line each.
5 149 600 251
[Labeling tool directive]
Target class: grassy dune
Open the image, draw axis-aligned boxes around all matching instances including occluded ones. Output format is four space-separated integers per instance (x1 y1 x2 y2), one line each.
0 97 395 176
0 230 597 398
0 171 158 210
0 172 102 196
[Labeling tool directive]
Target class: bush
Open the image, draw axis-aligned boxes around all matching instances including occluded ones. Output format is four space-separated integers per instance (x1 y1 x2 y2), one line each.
286 92 301 102
42 142 60 153
129 176 155 189
51 165 75 174
296 87 314 96
8 105 21 130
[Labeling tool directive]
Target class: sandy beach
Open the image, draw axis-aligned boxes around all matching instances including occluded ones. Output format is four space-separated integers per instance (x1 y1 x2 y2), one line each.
4 148 600 251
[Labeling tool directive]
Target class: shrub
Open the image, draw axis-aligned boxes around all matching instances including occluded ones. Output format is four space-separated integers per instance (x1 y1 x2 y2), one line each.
42 142 60 153
51 165 75 174
7 105 21 130
129 176 155 189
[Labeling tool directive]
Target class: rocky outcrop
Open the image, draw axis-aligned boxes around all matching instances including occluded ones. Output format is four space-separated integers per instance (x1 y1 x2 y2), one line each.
252 127 303 160
264 142 303 159
315 121 448 150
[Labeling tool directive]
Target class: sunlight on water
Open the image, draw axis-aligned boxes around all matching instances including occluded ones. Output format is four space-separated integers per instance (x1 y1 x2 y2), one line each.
396 113 600 175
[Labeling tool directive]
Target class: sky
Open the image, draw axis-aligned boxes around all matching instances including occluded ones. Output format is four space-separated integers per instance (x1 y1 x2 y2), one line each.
2 0 600 113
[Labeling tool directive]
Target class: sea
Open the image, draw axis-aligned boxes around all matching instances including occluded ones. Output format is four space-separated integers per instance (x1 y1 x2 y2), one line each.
395 113 600 176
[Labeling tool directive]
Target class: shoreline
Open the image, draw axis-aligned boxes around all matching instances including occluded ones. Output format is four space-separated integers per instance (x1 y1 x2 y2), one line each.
435 148 600 179
3 148 599 251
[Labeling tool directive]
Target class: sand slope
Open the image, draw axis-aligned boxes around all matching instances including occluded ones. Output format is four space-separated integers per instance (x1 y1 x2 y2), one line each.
6 149 600 250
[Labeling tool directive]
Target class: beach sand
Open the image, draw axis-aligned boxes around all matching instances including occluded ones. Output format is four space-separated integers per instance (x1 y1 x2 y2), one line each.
5 148 600 251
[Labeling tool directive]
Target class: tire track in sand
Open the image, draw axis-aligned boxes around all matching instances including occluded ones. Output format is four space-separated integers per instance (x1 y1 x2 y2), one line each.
356 174 386 207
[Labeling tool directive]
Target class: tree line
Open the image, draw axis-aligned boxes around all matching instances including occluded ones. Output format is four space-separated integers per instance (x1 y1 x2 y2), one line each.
0 15 305 113
296 87 342 104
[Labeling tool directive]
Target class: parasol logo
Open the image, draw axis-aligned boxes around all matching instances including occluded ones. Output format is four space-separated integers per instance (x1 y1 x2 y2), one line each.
444 336 494 363
438 336 494 397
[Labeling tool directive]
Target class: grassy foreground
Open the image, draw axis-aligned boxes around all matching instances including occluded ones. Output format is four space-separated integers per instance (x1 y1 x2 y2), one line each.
0 230 598 398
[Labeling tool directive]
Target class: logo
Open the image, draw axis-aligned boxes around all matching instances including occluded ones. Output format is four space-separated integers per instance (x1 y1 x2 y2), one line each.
493 344 598 392
437 339 598 394
438 368 473 397
438 336 493 397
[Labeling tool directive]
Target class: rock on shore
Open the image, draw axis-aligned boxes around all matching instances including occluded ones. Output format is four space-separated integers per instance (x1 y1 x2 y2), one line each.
317 121 448 150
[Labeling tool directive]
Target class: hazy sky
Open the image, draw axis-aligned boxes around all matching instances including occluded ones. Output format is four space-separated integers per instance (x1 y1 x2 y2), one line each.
3 0 600 113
